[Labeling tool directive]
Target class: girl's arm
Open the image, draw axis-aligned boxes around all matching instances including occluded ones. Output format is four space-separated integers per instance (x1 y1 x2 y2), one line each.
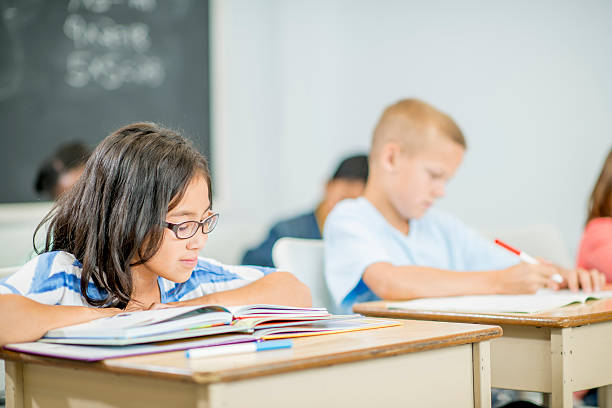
579 218 612 282
169 271 312 308
0 294 120 346
585 242 612 282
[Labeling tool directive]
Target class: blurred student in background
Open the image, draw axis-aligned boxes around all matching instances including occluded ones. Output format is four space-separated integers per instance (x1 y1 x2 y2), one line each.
324 99 605 315
242 154 368 267
577 146 612 282
34 141 91 200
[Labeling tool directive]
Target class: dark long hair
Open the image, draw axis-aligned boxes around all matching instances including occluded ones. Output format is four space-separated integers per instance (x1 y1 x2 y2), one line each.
34 123 212 308
587 147 612 224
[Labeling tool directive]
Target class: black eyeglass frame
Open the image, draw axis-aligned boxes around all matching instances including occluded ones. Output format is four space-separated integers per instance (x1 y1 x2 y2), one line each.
164 212 219 239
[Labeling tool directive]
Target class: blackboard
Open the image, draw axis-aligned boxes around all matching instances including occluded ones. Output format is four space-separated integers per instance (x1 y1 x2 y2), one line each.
0 0 210 203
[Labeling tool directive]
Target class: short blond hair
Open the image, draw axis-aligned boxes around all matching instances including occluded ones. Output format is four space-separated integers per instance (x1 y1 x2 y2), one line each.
371 99 465 158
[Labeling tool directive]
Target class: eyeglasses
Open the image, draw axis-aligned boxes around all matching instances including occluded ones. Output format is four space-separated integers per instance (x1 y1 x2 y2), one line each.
164 213 219 239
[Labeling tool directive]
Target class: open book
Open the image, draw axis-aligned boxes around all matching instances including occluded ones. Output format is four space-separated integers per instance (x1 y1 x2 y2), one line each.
253 317 401 340
3 318 401 361
387 289 612 314
4 333 255 362
41 304 331 346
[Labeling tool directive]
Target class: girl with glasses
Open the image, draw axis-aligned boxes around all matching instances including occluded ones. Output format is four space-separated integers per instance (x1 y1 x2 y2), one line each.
0 123 311 345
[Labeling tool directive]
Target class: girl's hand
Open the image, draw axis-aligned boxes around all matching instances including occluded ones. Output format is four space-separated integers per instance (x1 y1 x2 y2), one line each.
147 302 175 310
94 307 123 318
557 267 605 293
534 258 605 292
124 301 148 312
124 301 176 312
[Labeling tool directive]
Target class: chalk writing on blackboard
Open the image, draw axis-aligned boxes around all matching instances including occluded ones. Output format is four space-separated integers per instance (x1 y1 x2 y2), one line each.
63 0 164 90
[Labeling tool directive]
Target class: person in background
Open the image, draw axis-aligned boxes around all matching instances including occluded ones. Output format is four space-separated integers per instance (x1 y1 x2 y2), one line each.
34 141 91 200
324 99 605 315
574 148 612 408
242 154 369 267
576 146 612 282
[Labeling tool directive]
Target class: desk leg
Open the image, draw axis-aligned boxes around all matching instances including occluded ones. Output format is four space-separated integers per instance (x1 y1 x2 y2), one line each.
5 361 24 408
195 386 210 408
473 340 491 408
598 384 612 408
550 328 573 408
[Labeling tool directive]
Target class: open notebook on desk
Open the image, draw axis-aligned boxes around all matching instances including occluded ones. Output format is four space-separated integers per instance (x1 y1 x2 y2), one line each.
388 289 612 314
4 333 255 361
40 304 332 346
253 317 401 340
3 318 400 361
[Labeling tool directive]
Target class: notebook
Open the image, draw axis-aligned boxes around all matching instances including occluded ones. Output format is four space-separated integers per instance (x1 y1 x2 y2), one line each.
387 289 612 314
40 304 331 345
4 333 255 361
253 317 402 340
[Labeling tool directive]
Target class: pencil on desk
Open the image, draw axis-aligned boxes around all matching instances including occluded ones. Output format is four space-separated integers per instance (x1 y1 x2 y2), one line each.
185 339 293 359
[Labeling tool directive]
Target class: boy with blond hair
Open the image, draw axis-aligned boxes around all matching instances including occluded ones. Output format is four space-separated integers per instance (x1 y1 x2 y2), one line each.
324 99 605 313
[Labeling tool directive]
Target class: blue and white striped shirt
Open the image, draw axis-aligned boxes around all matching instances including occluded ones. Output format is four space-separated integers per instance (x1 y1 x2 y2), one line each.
0 251 273 307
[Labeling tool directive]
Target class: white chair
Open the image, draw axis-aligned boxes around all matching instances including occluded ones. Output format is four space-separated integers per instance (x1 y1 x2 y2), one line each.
0 360 3 407
0 267 17 405
272 237 335 311
0 201 53 268
0 266 20 279
0 265 22 404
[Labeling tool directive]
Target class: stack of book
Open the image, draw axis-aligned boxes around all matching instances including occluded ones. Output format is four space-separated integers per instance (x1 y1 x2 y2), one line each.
4 304 399 361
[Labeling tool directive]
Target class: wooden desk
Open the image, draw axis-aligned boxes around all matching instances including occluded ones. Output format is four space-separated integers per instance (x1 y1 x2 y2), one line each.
354 300 612 408
1 319 501 408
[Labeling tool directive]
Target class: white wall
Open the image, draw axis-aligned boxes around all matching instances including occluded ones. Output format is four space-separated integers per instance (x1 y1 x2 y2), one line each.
2 1 610 268
208 0 612 265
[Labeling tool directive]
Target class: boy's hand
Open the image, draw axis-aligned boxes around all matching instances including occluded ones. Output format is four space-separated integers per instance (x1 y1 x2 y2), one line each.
499 263 558 294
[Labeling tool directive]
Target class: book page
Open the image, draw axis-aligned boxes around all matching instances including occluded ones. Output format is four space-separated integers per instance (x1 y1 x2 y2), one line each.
253 317 401 339
387 289 612 314
40 321 247 346
44 305 233 339
6 334 255 361
227 304 328 317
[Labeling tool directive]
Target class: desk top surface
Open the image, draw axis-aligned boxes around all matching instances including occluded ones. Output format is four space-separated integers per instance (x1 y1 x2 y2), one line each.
1 318 500 384
354 298 612 328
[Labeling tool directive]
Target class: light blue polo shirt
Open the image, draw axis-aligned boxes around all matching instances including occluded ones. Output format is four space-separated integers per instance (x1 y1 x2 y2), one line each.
324 198 518 313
